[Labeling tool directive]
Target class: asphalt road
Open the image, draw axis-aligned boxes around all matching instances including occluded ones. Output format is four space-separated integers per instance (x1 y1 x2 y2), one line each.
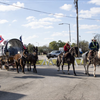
0 65 100 100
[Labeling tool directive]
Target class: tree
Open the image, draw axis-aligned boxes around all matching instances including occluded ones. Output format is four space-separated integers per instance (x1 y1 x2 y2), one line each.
27 43 34 53
38 45 52 54
71 40 89 53
79 40 89 53
71 43 77 47
49 40 66 50
49 41 59 50
57 40 65 47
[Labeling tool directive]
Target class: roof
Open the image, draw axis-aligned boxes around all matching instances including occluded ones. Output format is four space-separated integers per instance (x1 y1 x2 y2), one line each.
4 38 23 56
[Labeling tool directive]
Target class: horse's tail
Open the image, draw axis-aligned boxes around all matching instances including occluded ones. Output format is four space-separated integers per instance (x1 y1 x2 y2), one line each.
82 51 89 66
56 55 61 67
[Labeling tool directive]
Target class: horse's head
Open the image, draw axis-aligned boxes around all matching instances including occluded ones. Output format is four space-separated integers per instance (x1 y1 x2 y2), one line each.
89 50 96 57
32 46 38 60
69 47 78 57
87 50 97 61
33 46 38 54
23 49 29 58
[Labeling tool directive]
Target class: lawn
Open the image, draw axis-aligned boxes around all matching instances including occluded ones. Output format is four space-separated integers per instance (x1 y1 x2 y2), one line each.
36 59 83 65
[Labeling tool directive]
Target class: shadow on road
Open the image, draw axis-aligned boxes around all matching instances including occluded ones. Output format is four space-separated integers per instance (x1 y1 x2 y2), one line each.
14 75 44 79
3 65 100 79
0 91 26 100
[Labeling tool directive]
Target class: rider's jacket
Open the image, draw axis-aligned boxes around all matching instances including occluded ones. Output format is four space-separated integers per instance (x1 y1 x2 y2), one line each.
64 43 70 53
89 41 99 51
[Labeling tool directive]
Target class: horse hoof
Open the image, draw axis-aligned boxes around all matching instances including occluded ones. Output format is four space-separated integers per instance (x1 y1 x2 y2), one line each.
94 75 96 77
74 74 77 76
87 74 90 76
33 68 37 73
68 73 70 75
57 70 60 71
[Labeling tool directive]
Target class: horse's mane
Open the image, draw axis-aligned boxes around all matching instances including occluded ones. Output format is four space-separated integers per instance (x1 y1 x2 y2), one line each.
64 52 71 58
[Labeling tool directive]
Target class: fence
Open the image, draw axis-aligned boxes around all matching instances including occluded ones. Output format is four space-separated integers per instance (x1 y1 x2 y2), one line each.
41 57 83 67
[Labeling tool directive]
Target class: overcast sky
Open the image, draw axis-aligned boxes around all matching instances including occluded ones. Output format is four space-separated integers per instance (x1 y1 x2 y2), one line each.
0 0 100 46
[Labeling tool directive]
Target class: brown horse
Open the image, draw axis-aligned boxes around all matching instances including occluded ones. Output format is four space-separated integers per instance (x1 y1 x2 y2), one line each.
56 47 78 75
13 49 28 73
26 46 38 73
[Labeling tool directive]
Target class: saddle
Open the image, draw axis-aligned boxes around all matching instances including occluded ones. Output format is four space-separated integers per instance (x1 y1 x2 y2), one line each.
63 52 71 62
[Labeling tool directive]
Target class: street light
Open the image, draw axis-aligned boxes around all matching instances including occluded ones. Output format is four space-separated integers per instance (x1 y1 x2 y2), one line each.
59 23 71 42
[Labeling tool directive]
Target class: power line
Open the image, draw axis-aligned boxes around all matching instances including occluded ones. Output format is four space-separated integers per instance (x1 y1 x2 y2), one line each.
0 1 100 21
0 1 76 18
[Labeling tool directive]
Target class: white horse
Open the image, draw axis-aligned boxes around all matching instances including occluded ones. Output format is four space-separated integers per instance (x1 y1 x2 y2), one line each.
82 49 100 77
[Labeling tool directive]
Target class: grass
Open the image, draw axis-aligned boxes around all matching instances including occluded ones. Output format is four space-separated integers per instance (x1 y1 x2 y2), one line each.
36 59 83 65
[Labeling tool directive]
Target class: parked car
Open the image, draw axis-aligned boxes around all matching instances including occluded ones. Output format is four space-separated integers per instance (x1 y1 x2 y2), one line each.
46 50 62 59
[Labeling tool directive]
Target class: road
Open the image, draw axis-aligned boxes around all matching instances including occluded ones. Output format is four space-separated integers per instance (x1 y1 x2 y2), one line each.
0 65 100 100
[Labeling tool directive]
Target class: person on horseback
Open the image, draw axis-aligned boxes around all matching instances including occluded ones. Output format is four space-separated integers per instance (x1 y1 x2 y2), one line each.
87 38 99 60
63 41 71 61
89 38 99 51
64 41 71 53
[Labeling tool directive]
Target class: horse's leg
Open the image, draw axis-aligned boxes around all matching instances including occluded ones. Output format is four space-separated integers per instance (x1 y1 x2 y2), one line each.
83 59 87 74
67 63 70 75
21 63 25 74
93 64 96 77
33 63 37 73
16 62 19 73
62 62 65 74
57 61 61 71
87 62 91 76
27 62 29 71
72 62 76 76
19 65 22 70
29 63 31 71
20 59 25 74
57 56 60 71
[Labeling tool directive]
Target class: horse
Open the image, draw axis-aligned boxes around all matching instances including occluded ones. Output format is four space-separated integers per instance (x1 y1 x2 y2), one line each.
26 46 38 73
85 49 100 77
56 47 78 75
82 51 89 74
13 49 29 73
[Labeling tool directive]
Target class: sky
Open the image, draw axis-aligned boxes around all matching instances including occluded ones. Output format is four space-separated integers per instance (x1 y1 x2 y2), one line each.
0 0 100 46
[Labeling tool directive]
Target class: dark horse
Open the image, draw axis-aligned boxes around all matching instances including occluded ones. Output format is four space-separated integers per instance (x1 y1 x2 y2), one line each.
26 46 38 73
56 47 78 75
13 49 29 73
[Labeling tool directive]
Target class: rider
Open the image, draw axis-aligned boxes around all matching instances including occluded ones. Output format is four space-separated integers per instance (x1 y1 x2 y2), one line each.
87 38 99 60
89 38 99 51
63 41 71 61
64 41 71 53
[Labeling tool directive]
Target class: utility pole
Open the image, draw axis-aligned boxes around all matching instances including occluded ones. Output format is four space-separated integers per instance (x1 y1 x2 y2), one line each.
74 0 79 57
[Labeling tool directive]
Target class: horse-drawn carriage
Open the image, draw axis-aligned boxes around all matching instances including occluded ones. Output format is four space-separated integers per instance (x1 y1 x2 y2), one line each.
0 38 24 70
